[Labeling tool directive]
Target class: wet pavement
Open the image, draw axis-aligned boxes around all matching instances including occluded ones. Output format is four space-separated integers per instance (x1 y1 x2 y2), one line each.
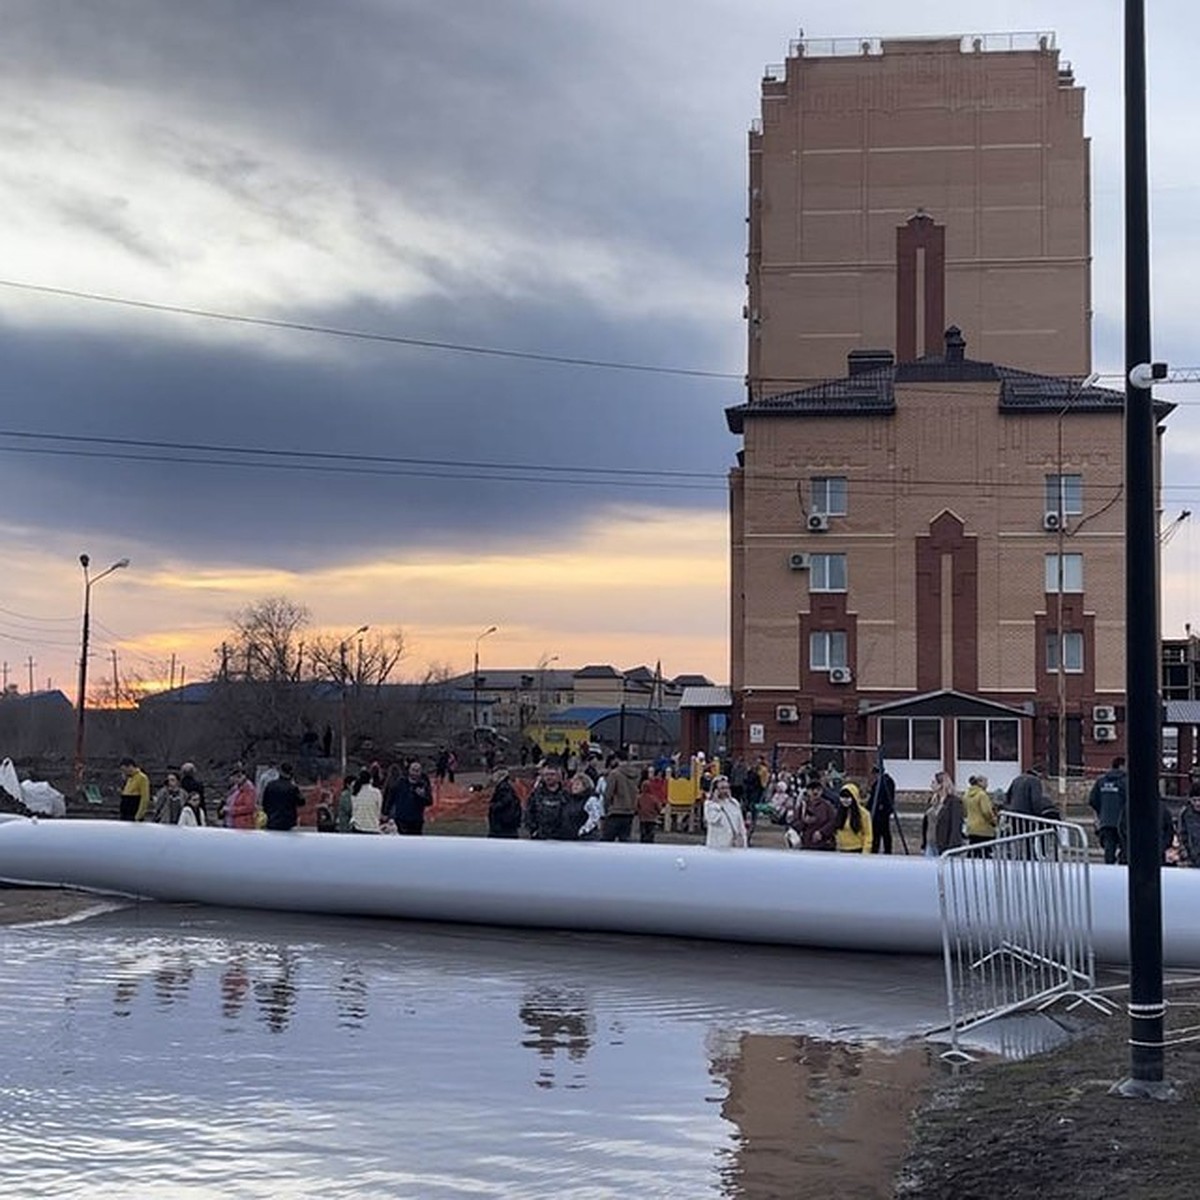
0 905 948 1197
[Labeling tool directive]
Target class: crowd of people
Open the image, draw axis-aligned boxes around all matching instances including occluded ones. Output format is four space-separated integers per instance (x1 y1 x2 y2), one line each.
112 748 1200 865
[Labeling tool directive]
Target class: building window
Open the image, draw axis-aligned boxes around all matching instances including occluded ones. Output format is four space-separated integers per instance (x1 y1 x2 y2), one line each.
811 476 847 516
956 717 1020 763
810 553 847 592
1044 553 1083 593
1045 474 1083 516
809 631 848 671
1046 632 1084 673
879 716 942 760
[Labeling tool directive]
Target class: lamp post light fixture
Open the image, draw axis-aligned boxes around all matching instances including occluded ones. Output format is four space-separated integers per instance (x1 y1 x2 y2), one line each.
73 554 130 787
339 624 369 776
472 625 498 731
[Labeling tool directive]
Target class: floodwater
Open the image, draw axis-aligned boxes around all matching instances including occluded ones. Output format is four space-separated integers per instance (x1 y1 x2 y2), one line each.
0 905 949 1198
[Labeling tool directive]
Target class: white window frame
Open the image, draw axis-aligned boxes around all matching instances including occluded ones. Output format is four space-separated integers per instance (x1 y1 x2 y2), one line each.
811 476 848 516
1046 631 1085 673
1045 474 1083 516
810 553 847 593
1044 553 1083 593
809 630 848 671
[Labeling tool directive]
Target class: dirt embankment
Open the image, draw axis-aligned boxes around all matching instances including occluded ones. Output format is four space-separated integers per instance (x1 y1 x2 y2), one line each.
897 989 1200 1200
0 885 112 925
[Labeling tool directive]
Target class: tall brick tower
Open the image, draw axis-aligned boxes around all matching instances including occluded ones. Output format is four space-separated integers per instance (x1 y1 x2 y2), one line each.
745 33 1090 396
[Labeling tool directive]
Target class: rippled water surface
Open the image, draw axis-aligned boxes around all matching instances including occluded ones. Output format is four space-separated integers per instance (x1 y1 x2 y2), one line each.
0 905 947 1198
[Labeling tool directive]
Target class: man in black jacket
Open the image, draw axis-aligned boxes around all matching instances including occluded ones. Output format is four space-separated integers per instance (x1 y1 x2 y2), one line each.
867 764 897 854
1088 757 1128 864
261 762 305 831
389 759 434 835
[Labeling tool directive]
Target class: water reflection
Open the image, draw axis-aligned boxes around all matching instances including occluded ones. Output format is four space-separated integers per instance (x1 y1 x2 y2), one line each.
220 952 250 1019
0 906 950 1198
253 949 297 1033
336 963 368 1031
711 1032 933 1200
519 985 594 1089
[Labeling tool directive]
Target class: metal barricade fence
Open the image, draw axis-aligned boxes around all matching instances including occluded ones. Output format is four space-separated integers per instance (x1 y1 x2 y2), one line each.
937 812 1098 1058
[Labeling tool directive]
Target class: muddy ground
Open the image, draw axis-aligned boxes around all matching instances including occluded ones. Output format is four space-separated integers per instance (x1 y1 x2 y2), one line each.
0 884 112 925
897 984 1200 1199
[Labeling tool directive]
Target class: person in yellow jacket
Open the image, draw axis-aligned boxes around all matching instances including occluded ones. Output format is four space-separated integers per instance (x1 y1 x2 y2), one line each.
118 757 151 822
834 782 873 853
962 774 998 844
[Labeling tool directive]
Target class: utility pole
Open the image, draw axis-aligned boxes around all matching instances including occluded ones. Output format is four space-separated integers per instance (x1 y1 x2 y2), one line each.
1115 0 1169 1099
2 661 8 692
26 656 34 696
169 653 177 693
111 649 120 703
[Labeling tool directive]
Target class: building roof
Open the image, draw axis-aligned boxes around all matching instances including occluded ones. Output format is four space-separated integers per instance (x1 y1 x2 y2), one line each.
679 685 733 710
859 688 1031 719
445 669 576 692
575 664 623 679
726 327 1172 433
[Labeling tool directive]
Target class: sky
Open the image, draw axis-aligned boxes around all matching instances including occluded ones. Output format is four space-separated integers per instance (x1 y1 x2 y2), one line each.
2 0 1200 697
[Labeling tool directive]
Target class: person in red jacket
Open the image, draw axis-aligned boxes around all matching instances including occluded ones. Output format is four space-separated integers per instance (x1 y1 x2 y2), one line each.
223 766 259 830
791 777 838 850
637 769 667 843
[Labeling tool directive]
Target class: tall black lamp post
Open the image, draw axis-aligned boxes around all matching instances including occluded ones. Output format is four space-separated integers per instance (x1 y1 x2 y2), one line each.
472 625 497 730
73 554 130 787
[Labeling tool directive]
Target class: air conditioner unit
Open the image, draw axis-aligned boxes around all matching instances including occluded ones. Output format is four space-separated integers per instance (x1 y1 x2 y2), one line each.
787 552 811 571
807 513 830 533
1094 723 1118 743
1043 511 1063 532
829 667 854 685
775 704 799 723
1093 705 1117 723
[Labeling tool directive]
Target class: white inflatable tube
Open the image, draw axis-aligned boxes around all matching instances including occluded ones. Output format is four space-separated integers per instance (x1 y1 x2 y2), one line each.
0 818 1196 966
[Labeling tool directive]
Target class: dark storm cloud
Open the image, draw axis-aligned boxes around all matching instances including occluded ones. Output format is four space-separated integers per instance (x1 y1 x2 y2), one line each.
0 299 736 569
0 0 749 565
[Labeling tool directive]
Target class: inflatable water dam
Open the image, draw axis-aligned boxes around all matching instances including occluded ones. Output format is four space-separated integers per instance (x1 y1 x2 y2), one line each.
0 817 1195 967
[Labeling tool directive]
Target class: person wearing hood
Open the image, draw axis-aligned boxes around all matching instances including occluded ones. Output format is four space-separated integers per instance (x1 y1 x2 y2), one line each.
834 783 873 853
602 752 640 842
487 768 523 838
704 776 748 849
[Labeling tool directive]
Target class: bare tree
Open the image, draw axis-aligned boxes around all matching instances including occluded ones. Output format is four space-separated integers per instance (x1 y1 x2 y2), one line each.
307 628 407 692
226 597 312 683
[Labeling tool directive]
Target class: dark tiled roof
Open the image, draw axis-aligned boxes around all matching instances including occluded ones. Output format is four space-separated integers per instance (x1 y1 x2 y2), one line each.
727 356 1173 434
575 664 623 678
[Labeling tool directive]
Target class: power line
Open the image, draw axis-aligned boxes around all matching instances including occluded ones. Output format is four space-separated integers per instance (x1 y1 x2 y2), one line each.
0 602 78 625
0 277 742 381
0 428 718 481
0 442 727 491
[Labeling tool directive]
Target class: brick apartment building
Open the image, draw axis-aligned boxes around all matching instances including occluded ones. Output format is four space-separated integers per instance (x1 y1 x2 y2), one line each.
727 32 1166 789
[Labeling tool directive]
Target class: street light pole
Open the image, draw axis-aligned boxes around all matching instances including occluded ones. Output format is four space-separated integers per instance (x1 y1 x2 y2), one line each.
1116 0 1168 1097
73 554 130 787
339 625 369 777
472 625 498 730
1054 372 1099 807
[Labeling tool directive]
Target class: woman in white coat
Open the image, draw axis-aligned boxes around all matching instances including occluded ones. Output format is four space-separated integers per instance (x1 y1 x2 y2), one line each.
704 776 748 849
